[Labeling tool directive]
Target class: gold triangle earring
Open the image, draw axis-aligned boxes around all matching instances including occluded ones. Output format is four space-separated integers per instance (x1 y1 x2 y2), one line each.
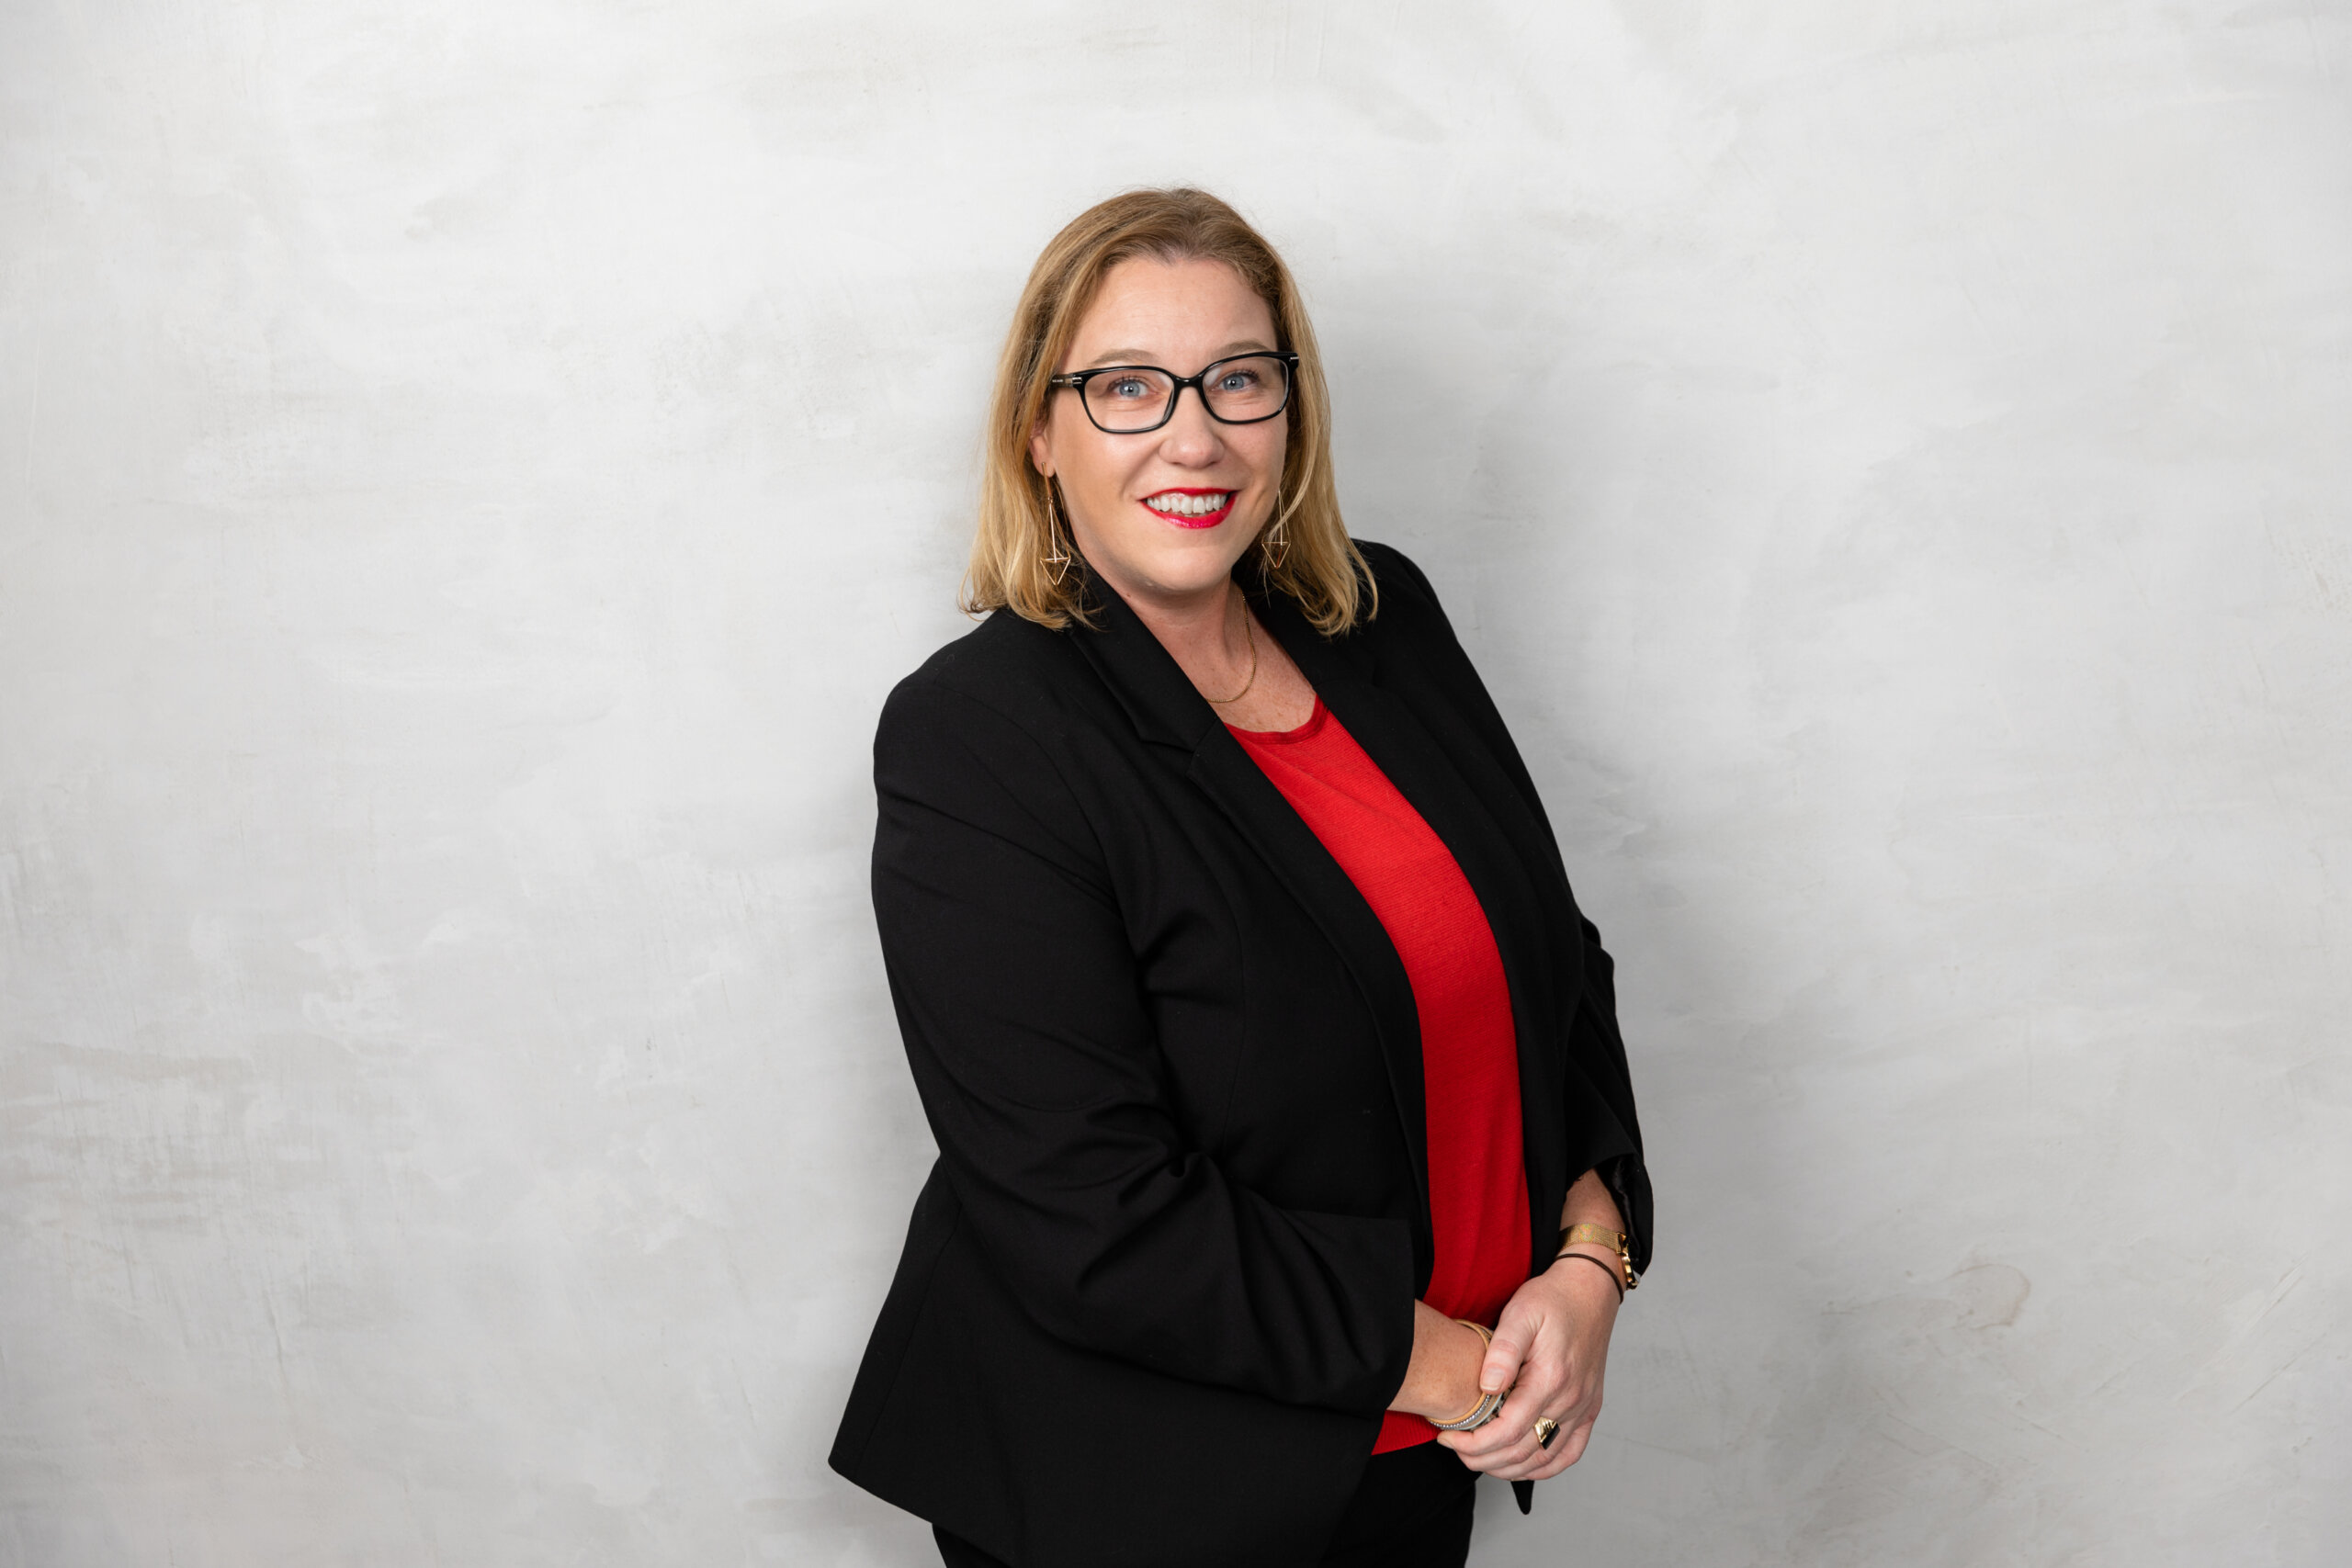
1043 479 1072 586
1263 486 1289 570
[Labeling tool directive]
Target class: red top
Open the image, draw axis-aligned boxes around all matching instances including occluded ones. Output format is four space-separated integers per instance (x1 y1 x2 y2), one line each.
1227 698 1532 1452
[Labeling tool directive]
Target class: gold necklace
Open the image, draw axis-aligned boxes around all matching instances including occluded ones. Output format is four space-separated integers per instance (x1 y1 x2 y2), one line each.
1204 606 1260 705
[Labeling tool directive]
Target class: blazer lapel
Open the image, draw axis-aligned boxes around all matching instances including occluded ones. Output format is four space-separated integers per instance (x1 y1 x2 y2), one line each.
1260 592 1572 1268
1065 577 1435 1241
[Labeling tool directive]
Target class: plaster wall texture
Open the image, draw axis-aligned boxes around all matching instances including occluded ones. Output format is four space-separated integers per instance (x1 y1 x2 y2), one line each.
3 3 2347 1564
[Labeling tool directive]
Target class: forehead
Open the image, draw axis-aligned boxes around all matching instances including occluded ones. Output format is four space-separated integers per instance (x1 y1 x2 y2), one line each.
1069 254 1277 356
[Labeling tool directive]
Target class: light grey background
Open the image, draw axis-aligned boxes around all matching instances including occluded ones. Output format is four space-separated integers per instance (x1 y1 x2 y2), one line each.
4 2 2346 1563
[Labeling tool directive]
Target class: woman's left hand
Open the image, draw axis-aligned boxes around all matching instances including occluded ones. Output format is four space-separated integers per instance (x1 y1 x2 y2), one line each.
1433 1254 1621 1481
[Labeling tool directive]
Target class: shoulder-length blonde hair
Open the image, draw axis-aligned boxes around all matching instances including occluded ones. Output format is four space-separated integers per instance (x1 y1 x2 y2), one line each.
962 187 1373 637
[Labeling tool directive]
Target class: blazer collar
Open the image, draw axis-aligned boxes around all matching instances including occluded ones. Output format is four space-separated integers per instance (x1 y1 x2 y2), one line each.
1062 568 1219 752
1061 564 1379 745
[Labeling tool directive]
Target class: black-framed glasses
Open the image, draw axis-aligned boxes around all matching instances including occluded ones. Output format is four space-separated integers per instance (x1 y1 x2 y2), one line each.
1047 352 1300 434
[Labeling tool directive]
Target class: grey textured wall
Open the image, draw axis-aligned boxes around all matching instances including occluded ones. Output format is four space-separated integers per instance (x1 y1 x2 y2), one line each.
4 3 2346 1563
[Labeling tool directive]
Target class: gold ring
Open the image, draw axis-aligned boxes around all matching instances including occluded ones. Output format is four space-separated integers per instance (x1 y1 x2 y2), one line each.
1533 1416 1560 1449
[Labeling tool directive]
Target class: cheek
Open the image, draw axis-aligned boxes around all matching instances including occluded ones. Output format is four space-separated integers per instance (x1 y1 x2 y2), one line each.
1052 431 1140 515
1068 430 1138 495
1244 422 1290 482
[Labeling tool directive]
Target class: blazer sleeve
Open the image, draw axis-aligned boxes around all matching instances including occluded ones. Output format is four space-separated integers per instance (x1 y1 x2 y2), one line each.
869 670 1419 1416
1568 917 1656 1274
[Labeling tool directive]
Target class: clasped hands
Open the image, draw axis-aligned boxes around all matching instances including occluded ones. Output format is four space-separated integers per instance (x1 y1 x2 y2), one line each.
1391 1253 1621 1483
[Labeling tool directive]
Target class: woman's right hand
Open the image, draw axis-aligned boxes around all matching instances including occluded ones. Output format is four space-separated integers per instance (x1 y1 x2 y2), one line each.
1386 1301 1493 1423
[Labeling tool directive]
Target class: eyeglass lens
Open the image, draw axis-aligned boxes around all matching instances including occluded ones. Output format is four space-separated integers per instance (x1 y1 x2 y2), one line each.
1083 355 1291 433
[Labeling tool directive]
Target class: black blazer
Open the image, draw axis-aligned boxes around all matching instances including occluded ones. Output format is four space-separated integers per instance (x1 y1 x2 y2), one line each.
830 542 1651 1568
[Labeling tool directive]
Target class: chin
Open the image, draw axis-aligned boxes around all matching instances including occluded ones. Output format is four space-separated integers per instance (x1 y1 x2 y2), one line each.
1131 537 1252 597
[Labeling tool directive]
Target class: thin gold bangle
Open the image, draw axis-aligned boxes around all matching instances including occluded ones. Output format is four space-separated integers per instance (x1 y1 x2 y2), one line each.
1430 1389 1506 1431
1433 1388 1493 1427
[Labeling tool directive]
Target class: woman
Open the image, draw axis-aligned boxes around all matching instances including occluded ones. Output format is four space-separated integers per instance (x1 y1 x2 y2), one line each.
830 188 1652 1568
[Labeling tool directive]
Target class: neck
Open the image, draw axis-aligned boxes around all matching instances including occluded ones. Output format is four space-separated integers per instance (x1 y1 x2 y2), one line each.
1120 578 1246 671
1082 549 1251 676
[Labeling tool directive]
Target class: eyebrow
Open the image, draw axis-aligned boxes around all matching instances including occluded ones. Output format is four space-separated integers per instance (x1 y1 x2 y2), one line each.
1082 340 1277 368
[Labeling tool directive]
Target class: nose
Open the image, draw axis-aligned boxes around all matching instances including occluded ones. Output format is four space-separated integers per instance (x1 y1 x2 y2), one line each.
1155 383 1225 466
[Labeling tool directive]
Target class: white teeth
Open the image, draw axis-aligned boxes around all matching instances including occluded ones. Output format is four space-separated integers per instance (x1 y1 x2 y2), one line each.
1147 491 1231 516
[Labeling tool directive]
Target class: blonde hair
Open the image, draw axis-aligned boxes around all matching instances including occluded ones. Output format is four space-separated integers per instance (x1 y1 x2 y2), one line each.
961 187 1373 636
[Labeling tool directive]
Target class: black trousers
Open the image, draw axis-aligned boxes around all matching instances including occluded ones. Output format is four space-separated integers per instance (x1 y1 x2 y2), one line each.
933 1439 1477 1568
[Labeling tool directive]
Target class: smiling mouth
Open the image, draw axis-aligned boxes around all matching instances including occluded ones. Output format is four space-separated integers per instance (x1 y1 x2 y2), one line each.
1141 490 1237 528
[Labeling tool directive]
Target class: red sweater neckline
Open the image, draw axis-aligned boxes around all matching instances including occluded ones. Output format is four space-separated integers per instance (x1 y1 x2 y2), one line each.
1223 696 1329 744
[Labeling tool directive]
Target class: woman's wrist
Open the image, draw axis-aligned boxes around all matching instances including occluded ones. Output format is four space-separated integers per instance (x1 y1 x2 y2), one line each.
1394 1303 1492 1421
1549 1246 1628 1304
1554 1193 1636 1294
1428 1320 1508 1429
1426 1316 1492 1421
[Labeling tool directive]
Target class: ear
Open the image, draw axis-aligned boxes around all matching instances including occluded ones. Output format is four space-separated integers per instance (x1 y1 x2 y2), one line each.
1027 420 1054 479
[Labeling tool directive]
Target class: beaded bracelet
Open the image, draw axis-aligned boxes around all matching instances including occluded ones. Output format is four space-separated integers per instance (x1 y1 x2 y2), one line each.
1430 1388 1506 1431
